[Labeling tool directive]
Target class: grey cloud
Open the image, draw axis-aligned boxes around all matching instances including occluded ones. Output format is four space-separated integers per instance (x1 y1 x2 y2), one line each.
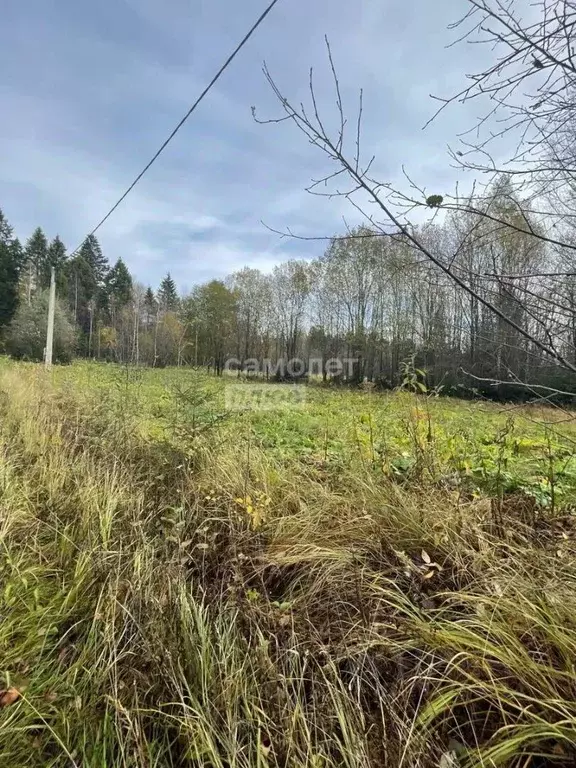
0 0 494 290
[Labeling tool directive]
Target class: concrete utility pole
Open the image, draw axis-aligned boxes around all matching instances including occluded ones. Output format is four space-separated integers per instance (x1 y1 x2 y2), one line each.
45 267 56 368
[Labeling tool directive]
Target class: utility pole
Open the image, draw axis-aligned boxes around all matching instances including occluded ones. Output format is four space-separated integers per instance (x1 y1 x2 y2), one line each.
88 301 94 358
45 267 56 368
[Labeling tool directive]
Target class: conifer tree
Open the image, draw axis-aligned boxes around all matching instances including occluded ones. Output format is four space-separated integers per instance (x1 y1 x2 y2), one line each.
43 235 68 293
106 259 133 309
0 210 22 331
157 272 179 311
65 255 95 321
78 234 108 285
23 227 48 301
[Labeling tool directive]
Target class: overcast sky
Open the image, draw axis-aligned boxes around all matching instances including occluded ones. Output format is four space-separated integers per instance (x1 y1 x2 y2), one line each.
1 0 491 292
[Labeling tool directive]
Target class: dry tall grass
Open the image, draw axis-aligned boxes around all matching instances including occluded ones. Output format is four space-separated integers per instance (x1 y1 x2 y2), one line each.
1 365 575 767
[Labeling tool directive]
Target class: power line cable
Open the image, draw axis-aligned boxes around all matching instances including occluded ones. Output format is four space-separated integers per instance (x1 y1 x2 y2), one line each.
71 0 281 255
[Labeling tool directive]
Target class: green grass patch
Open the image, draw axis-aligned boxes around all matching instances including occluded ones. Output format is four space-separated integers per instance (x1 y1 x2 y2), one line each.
1 359 576 767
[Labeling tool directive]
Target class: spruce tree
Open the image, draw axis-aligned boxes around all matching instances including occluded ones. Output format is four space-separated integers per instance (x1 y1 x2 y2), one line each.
43 235 68 293
64 255 95 322
66 236 108 355
144 286 157 311
23 227 48 300
12 238 23 268
106 259 133 308
78 234 108 285
157 273 179 311
0 210 21 331
0 208 12 242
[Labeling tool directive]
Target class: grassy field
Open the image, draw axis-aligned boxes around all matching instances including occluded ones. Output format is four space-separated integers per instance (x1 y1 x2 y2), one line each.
1 359 576 767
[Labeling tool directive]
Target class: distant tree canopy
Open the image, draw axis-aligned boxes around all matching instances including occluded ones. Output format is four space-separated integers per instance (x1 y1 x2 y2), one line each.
6 290 76 363
0 168 575 398
0 209 22 334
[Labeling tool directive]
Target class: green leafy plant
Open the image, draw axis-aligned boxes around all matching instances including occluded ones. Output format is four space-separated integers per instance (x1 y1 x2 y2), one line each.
400 356 428 394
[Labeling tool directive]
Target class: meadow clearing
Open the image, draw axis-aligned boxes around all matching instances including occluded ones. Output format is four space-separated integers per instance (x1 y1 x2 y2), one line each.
1 359 576 767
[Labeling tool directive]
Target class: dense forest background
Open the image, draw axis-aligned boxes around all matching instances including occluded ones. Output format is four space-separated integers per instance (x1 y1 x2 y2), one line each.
1 176 575 399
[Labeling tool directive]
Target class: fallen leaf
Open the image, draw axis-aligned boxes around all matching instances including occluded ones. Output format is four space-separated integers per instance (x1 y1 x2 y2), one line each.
422 569 435 579
421 549 431 564
0 687 21 707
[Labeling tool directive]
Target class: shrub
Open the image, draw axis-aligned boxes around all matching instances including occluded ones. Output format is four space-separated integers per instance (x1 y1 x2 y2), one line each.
6 290 77 363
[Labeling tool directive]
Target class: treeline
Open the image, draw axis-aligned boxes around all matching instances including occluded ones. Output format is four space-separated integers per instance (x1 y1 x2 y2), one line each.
0 211 179 364
1 177 575 398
